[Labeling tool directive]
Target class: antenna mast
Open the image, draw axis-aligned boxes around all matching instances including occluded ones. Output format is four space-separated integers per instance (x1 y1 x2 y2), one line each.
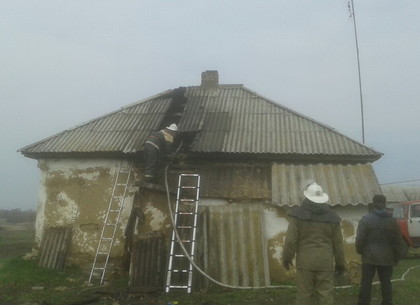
349 0 365 143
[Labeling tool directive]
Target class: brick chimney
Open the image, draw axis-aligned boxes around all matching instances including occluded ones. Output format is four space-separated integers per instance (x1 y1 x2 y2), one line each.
200 70 219 89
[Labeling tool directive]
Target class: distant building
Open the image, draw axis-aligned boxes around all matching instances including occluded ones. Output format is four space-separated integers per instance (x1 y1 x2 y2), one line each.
381 183 420 205
20 70 382 287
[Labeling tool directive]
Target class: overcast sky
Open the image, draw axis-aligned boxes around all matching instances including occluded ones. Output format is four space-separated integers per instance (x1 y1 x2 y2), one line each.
2 1 420 210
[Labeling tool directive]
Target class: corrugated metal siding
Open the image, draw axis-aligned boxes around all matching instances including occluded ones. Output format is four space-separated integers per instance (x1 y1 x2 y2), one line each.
20 84 380 159
272 163 382 206
201 204 270 287
38 226 72 270
128 232 166 290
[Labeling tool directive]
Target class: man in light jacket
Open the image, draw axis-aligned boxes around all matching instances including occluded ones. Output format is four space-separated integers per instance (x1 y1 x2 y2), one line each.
282 182 345 305
356 194 405 305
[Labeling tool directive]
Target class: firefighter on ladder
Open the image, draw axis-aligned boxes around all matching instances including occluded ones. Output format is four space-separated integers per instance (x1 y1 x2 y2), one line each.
143 123 178 183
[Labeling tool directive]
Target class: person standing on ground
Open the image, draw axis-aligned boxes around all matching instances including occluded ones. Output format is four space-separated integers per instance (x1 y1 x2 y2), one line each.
356 194 405 305
143 123 178 182
282 182 345 305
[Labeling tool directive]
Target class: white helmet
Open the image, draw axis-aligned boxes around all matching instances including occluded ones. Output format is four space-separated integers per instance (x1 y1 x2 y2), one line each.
303 182 329 203
167 123 178 131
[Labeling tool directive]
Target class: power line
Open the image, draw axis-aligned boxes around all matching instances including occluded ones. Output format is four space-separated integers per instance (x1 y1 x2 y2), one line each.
381 179 420 185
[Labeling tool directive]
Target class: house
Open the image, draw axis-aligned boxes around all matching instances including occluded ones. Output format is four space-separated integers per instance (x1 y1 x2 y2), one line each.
381 183 420 205
19 70 382 288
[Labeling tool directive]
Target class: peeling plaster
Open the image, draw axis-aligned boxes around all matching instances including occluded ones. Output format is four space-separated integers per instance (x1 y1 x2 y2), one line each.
50 192 79 226
262 207 289 267
35 158 136 259
73 227 99 254
341 219 357 243
269 234 286 262
262 207 289 239
144 202 167 231
34 164 47 244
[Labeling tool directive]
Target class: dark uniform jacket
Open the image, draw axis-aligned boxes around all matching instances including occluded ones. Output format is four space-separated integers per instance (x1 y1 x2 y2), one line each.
145 129 175 157
283 199 345 271
355 209 405 266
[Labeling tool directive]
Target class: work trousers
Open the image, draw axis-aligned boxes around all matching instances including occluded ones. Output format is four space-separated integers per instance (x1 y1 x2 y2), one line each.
143 143 160 178
358 263 393 305
295 269 334 305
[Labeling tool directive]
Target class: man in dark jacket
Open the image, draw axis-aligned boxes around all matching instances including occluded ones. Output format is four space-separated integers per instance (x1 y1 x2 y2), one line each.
283 182 345 305
143 123 177 182
356 194 405 305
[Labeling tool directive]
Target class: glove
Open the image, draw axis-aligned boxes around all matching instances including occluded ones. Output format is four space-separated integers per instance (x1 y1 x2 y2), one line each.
282 260 292 271
335 264 345 276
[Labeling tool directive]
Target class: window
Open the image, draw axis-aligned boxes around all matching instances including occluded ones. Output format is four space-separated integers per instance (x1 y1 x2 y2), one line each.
393 206 404 219
410 204 420 218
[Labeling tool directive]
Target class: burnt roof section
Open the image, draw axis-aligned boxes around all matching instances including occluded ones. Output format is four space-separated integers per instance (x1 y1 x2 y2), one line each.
19 72 382 162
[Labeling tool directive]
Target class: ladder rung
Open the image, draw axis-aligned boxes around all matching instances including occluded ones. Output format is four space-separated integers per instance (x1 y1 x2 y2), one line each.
180 173 199 177
107 209 120 212
166 173 200 293
168 285 190 289
170 240 192 244
104 223 117 226
92 267 106 270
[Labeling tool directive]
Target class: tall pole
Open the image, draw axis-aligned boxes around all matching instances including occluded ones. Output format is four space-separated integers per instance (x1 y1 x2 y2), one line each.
349 0 365 144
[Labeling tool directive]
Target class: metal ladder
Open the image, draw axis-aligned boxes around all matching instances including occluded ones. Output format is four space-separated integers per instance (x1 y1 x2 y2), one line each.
166 174 201 293
89 161 132 284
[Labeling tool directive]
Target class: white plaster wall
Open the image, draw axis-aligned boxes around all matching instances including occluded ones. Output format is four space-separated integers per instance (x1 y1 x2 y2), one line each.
35 158 136 259
334 205 369 244
34 163 47 244
262 207 289 265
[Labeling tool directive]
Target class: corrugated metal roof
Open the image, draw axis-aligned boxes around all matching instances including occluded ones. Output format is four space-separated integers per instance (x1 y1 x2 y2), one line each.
272 163 381 206
381 183 420 203
181 86 379 158
20 94 172 155
19 82 381 160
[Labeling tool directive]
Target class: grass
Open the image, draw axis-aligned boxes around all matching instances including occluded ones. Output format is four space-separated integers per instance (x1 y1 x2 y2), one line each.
1 226 419 304
0 257 419 305
0 228 34 259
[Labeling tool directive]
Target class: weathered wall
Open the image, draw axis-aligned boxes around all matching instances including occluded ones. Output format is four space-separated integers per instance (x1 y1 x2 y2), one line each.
264 204 367 283
35 158 138 265
33 158 370 285
134 187 368 286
